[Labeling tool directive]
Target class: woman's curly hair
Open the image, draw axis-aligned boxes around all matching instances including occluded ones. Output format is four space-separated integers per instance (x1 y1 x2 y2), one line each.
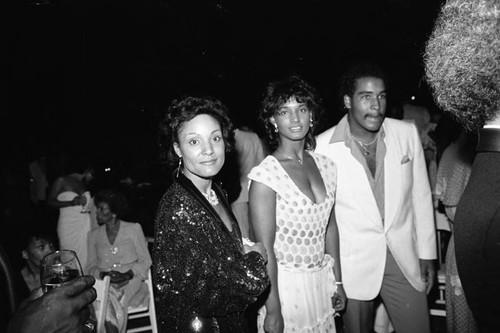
259 75 322 152
158 96 235 167
424 0 500 130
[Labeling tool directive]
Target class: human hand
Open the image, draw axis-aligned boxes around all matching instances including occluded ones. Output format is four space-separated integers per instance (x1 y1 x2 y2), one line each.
108 270 133 284
27 287 44 301
331 285 347 312
263 308 284 333
7 275 97 333
72 195 87 206
244 242 268 263
419 259 436 294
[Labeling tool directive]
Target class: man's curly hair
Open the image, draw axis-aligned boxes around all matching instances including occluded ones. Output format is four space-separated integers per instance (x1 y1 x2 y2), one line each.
158 96 235 168
424 0 500 130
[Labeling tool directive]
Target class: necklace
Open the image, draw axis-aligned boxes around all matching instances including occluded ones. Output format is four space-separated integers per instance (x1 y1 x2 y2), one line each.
202 189 219 206
279 151 304 165
285 155 303 165
353 135 377 156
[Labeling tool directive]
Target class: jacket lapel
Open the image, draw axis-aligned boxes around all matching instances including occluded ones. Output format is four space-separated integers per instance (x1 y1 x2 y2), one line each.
383 122 403 231
176 174 243 252
336 142 383 228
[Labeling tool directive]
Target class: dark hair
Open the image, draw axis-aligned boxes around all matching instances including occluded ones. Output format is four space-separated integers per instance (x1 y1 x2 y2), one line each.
94 189 129 218
21 228 56 251
260 75 322 151
339 62 389 99
158 96 235 167
424 0 500 130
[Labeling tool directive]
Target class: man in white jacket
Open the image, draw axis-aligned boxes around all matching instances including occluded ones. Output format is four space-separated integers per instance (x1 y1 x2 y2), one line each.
315 62 436 333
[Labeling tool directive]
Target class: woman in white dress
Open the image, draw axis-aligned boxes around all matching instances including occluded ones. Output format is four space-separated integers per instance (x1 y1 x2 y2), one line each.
249 76 346 333
47 159 94 269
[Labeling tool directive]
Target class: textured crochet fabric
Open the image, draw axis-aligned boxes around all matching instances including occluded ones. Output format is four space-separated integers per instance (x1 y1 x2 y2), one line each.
249 152 339 332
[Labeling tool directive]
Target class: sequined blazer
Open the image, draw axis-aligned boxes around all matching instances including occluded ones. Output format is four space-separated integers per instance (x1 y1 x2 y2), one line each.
153 173 269 332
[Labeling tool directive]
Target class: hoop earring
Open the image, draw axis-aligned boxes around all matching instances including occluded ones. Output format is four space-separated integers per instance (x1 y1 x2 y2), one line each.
176 157 182 178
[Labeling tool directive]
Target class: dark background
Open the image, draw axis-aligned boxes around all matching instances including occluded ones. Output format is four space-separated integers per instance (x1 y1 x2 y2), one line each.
1 0 444 172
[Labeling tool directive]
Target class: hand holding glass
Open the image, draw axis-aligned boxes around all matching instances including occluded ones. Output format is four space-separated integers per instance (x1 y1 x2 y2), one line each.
79 194 89 213
41 250 83 292
40 250 96 331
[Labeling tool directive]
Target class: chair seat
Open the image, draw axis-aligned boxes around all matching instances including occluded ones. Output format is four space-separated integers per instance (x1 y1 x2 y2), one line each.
430 268 447 317
128 305 148 314
437 269 446 283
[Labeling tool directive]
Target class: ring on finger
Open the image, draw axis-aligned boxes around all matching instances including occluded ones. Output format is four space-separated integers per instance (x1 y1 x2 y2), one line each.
84 321 95 331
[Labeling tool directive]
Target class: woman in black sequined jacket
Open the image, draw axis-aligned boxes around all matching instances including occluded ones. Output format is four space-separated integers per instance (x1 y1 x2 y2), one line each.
153 96 270 332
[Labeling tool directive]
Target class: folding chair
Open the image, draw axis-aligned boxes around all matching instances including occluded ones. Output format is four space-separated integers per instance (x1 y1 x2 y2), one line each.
126 269 157 333
93 275 111 333
429 209 449 317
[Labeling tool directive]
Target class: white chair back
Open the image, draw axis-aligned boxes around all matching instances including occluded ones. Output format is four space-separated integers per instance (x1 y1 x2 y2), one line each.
127 269 157 333
93 275 111 333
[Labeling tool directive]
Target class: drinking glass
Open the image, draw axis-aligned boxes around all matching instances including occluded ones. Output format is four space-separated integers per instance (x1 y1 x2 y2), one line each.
80 193 89 214
40 250 83 292
40 250 96 331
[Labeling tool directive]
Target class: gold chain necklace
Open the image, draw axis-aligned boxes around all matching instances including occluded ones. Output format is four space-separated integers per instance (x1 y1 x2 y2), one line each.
353 135 377 156
277 150 304 165
284 155 303 165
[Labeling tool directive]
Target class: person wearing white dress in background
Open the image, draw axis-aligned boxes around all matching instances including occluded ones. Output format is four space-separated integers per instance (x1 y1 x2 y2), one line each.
249 75 346 333
47 159 94 270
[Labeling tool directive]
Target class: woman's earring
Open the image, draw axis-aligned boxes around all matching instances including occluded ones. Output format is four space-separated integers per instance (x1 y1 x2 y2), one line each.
176 157 182 178
310 118 314 128
273 124 279 133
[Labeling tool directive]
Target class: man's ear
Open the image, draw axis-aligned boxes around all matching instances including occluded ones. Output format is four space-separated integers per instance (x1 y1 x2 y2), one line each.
22 250 28 260
343 95 351 109
173 142 181 158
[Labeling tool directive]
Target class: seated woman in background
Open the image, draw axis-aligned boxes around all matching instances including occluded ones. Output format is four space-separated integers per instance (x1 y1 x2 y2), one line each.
20 229 56 297
153 96 270 332
86 189 152 333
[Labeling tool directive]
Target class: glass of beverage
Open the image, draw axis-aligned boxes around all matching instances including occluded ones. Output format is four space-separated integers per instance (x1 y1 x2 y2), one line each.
40 250 96 332
80 193 89 214
40 249 83 293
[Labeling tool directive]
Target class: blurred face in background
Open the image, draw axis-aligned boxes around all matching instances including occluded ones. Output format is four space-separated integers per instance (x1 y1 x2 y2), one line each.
96 201 115 226
23 237 54 268
174 114 226 184
82 168 95 184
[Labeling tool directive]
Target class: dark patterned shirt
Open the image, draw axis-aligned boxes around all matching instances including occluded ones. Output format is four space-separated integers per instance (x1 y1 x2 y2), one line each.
153 174 269 332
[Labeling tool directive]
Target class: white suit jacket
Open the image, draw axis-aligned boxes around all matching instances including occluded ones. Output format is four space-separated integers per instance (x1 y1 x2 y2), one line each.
315 116 437 300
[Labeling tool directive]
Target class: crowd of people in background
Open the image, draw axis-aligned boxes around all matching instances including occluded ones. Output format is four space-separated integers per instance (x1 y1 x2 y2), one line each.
1 0 499 332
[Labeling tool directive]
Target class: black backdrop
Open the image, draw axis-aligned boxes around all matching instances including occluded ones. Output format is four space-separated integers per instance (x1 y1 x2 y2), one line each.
1 0 443 174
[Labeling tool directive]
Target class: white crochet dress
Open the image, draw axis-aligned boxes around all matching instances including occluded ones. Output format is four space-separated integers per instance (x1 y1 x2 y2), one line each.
248 152 338 332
